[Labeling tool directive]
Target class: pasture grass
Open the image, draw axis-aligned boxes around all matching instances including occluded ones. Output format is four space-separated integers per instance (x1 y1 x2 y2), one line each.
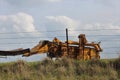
0 58 120 80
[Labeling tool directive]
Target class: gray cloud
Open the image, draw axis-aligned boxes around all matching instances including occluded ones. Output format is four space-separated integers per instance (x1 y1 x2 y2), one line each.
79 0 120 7
93 0 120 7
2 0 62 7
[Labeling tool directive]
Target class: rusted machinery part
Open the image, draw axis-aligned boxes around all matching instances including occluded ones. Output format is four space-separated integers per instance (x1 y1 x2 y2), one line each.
22 34 102 60
0 48 30 56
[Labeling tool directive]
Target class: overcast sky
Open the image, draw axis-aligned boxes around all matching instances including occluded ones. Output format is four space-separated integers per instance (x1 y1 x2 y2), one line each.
0 0 120 62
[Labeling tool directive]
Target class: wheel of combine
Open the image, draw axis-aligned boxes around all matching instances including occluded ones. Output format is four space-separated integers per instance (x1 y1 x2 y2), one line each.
47 52 54 59
48 45 58 58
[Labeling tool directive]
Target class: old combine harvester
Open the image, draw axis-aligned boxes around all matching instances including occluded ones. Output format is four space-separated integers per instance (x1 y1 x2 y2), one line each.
0 33 102 60
22 34 102 60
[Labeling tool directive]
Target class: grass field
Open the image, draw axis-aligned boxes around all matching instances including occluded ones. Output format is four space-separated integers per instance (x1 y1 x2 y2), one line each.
0 58 120 80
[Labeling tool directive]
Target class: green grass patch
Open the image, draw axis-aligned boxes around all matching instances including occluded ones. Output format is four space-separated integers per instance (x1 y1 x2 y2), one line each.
0 58 120 80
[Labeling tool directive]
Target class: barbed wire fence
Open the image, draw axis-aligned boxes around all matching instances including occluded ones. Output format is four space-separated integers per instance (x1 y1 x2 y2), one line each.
0 28 120 59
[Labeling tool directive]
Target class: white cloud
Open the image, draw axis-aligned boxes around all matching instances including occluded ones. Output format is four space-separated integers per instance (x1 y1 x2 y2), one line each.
45 16 80 36
0 12 39 36
46 16 79 27
45 16 120 36
82 23 120 35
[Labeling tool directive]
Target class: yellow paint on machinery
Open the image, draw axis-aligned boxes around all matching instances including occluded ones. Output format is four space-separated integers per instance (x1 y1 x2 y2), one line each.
23 34 102 60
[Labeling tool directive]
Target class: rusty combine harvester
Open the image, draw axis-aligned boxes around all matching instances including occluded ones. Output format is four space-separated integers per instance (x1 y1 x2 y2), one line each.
23 34 102 60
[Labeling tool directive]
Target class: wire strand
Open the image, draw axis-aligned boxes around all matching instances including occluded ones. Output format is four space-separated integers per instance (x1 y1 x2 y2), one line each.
0 29 120 34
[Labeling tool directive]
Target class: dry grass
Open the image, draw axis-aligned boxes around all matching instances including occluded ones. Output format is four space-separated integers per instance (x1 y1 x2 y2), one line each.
0 58 120 80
